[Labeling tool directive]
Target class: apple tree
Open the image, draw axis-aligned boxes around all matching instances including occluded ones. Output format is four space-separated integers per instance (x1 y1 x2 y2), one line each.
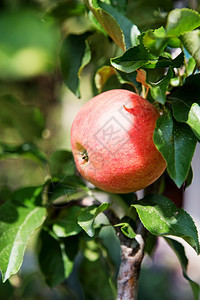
0 0 200 299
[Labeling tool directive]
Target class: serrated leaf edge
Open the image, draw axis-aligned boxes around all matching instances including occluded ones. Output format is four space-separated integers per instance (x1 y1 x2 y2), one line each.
133 203 200 254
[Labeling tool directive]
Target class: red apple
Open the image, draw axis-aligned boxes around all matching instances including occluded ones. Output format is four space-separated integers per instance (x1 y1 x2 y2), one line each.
70 89 166 193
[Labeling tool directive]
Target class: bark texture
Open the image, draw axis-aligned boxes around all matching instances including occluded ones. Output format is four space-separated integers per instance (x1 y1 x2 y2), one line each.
103 208 147 300
117 222 146 300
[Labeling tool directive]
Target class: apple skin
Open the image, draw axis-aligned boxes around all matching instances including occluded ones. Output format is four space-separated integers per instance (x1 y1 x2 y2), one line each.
70 89 166 193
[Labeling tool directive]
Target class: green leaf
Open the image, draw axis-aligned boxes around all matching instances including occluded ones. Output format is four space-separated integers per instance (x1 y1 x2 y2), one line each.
165 237 200 300
132 194 200 254
78 206 97 237
0 95 45 141
98 2 140 49
95 202 111 216
0 198 46 281
78 203 111 237
85 0 140 50
170 74 200 140
79 255 117 299
187 103 200 140
38 229 73 287
99 226 121 273
11 186 44 207
143 27 169 56
0 187 12 205
144 233 157 256
111 41 183 73
169 51 184 68
0 9 59 79
45 176 89 205
46 1 85 23
111 43 156 73
87 10 107 35
181 30 200 67
49 150 75 176
153 109 197 187
149 67 174 104
95 66 117 93
173 99 200 141
0 142 47 165
53 206 82 237
78 39 91 78
143 26 182 56
166 8 200 36
185 166 193 189
115 222 136 239
167 36 181 48
60 32 91 98
187 56 196 75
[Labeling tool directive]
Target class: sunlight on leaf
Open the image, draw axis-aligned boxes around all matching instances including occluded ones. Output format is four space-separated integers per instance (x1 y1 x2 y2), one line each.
154 109 197 187
133 194 200 254
0 200 46 281
78 203 111 237
166 8 200 36
181 30 200 67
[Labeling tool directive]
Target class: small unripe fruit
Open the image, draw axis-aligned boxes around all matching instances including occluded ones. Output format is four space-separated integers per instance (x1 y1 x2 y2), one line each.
71 89 166 193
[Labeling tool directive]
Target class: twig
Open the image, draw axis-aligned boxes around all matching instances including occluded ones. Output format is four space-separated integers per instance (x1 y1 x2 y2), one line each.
103 209 147 300
116 220 147 300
